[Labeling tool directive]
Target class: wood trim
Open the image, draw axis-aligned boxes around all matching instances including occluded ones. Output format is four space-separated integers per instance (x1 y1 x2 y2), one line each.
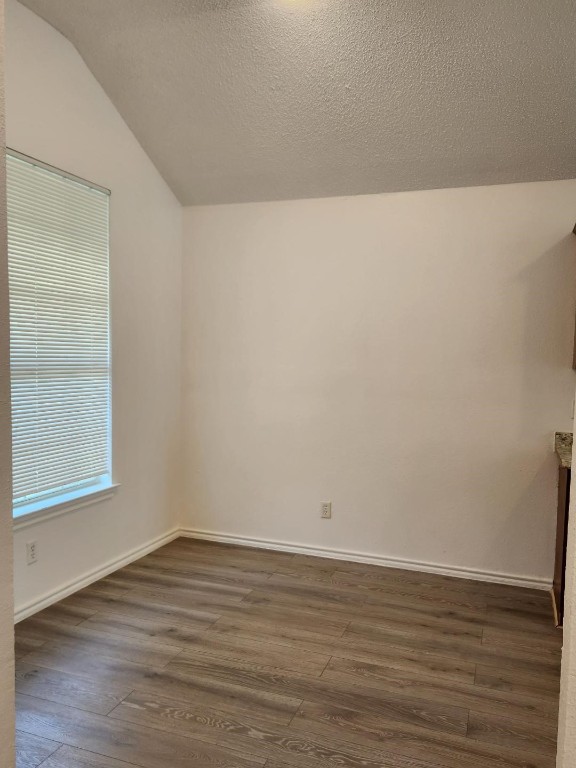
551 588 561 627
553 467 571 626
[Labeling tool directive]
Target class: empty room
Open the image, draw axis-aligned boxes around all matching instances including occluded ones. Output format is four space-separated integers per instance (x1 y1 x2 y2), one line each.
1 0 576 766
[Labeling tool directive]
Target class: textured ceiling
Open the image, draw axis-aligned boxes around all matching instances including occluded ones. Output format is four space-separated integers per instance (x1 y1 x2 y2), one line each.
17 0 576 205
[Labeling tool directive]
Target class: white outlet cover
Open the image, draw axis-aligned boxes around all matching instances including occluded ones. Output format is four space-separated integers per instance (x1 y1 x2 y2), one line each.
26 541 38 565
321 502 332 519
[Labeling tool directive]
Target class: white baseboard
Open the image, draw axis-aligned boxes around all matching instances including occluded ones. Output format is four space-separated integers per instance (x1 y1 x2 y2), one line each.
179 527 552 591
14 528 180 623
14 525 551 623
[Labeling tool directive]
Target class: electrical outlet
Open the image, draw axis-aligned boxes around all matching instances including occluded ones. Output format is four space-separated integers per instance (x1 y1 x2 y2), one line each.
321 502 332 519
26 541 38 565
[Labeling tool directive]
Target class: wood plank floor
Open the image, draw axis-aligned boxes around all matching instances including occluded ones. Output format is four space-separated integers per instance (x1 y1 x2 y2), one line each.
15 538 562 768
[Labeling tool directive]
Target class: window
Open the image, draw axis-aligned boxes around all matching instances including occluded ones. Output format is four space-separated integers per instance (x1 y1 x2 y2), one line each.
7 150 112 518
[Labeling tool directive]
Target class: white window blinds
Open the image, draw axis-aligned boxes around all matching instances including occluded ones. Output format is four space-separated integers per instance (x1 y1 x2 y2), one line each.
7 150 111 512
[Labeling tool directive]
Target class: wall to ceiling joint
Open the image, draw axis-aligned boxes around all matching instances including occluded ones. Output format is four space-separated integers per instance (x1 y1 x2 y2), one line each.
15 0 576 206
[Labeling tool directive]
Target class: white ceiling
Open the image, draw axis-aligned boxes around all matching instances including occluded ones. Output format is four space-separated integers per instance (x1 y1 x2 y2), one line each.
17 0 576 206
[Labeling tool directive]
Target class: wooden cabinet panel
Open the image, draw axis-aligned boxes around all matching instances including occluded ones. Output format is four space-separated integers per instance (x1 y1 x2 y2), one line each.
553 466 571 626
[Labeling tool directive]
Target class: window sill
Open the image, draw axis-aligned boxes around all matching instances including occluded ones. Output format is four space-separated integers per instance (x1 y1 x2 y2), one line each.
13 482 119 531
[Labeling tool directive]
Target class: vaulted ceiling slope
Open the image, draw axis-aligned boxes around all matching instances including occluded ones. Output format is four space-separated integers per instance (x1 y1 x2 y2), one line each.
18 0 576 205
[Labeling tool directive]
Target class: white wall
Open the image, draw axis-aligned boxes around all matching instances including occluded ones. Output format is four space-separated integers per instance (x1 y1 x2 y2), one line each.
182 181 576 585
7 0 182 616
557 398 576 766
0 1 15 763
558 521 576 765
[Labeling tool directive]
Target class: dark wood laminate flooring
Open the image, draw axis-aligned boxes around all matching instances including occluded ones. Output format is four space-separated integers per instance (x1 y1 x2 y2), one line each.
15 538 562 768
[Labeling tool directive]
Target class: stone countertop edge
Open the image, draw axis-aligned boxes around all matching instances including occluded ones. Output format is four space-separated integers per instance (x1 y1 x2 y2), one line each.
555 432 573 469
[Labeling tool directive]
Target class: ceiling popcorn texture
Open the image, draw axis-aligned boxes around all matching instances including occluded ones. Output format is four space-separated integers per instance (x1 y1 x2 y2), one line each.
17 0 576 205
